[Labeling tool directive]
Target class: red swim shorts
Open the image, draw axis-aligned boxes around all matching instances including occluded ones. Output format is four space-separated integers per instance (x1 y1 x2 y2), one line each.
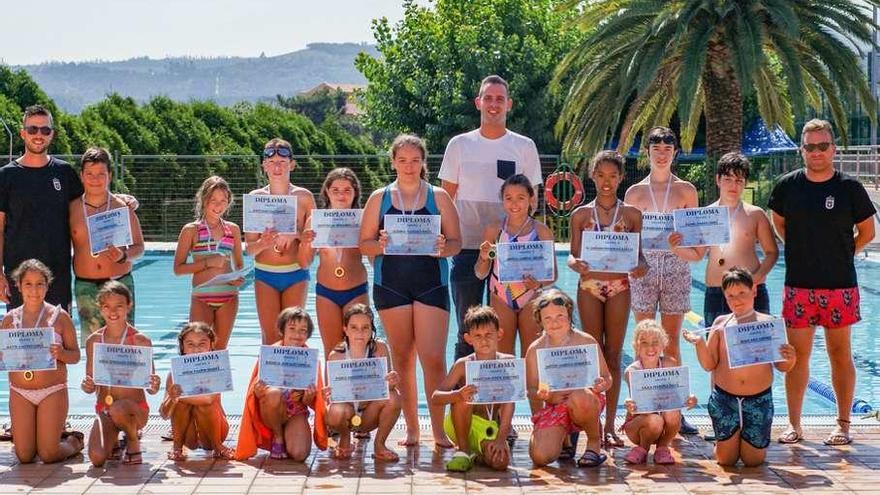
782 286 861 329
531 392 606 433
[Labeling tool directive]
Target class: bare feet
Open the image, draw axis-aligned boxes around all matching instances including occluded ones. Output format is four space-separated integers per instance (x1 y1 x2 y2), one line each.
397 430 420 447
371 446 400 462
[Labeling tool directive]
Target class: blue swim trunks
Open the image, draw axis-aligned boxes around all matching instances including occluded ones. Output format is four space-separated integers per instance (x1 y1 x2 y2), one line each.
708 385 773 449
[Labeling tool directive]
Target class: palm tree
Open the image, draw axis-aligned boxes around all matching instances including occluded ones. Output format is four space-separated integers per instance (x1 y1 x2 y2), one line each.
554 0 880 158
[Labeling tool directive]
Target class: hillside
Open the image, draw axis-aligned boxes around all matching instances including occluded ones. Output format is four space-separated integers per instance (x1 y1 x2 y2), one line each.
15 43 377 113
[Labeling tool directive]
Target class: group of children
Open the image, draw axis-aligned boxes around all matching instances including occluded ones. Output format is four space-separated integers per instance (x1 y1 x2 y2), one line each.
3 131 798 472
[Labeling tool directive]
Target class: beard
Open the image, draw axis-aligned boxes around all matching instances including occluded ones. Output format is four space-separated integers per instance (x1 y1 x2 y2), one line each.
25 141 49 155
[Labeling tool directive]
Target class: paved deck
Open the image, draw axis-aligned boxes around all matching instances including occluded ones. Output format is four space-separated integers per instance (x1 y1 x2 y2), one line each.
2 416 880 494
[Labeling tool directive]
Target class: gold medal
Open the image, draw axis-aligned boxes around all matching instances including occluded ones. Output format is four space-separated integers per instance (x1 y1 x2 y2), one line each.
23 370 34 381
334 266 345 278
104 395 114 406
350 414 362 428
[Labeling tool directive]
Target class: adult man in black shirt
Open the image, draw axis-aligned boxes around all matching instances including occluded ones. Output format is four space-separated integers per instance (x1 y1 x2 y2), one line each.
0 105 84 309
769 119 876 447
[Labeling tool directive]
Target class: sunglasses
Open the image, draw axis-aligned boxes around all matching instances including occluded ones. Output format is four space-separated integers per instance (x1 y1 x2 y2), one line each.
537 296 568 310
24 126 53 136
802 142 832 153
263 147 292 159
648 135 676 145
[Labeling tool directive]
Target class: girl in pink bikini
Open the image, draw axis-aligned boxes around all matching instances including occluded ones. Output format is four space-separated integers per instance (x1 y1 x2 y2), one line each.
1 259 83 463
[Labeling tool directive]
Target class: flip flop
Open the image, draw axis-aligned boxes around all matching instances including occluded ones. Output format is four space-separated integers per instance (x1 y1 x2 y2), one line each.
445 451 475 472
653 446 675 465
778 427 803 444
824 420 852 446
577 449 607 468
371 449 400 463
603 431 625 448
269 440 287 460
123 451 143 465
623 446 648 464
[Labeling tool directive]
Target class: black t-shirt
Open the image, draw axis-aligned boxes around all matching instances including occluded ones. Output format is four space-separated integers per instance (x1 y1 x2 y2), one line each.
0 157 84 306
768 169 876 289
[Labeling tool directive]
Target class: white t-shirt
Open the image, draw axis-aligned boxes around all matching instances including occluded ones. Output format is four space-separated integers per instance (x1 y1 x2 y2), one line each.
439 129 542 249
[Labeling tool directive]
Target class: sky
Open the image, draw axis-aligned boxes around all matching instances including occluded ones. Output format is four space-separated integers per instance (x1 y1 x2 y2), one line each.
2 0 430 65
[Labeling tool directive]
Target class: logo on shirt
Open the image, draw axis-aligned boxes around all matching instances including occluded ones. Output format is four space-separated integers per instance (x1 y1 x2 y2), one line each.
825 195 835 210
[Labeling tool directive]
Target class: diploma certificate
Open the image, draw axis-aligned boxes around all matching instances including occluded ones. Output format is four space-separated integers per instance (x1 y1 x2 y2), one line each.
641 213 674 251
672 206 730 247
196 266 252 288
243 194 297 233
629 366 690 413
383 214 441 255
0 328 55 372
170 350 234 397
579 231 639 273
536 344 600 392
465 358 527 404
87 207 133 255
258 345 319 389
724 318 788 369
326 357 389 403
311 209 363 248
93 343 153 389
496 240 555 283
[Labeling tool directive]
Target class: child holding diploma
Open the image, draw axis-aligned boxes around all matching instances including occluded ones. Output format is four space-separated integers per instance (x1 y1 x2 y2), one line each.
81 281 161 466
236 307 328 461
683 268 796 466
621 320 697 465
2 259 83 463
324 304 401 462
526 289 612 468
300 168 369 358
568 151 648 446
245 138 316 345
432 305 513 472
474 175 555 369
160 322 234 461
173 176 244 350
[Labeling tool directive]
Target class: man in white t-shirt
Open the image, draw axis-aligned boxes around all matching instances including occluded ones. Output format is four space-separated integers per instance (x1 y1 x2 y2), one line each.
439 75 543 360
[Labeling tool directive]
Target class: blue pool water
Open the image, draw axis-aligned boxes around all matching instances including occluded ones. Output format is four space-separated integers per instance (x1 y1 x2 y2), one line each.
3 251 880 417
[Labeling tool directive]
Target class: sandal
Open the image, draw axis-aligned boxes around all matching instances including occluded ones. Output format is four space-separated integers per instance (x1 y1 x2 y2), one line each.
653 446 675 465
623 446 648 465
167 447 187 461
603 431 625 448
823 419 853 446
123 451 143 465
330 445 353 460
577 449 607 468
445 450 475 472
778 426 803 444
269 440 287 460
371 449 400 463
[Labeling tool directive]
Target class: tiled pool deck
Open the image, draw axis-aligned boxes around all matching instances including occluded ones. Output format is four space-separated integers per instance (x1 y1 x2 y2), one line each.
2 416 880 494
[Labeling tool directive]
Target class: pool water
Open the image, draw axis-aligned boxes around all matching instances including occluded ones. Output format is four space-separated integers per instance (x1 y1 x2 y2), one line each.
3 251 880 417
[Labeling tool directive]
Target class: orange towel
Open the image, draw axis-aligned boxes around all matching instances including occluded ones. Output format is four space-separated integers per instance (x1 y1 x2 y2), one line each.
234 344 328 460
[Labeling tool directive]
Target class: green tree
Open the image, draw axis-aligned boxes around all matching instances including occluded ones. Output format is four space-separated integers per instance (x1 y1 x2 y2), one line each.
555 0 879 159
356 0 578 152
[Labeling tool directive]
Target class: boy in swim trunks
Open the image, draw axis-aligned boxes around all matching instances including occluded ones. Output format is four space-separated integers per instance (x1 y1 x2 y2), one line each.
432 305 513 472
625 127 700 434
526 290 612 468
683 268 796 466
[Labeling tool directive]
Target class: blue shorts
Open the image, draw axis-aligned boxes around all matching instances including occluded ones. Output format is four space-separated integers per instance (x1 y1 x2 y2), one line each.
704 283 770 326
708 385 773 449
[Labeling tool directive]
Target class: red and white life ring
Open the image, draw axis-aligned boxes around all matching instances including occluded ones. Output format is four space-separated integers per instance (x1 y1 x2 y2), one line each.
544 170 584 213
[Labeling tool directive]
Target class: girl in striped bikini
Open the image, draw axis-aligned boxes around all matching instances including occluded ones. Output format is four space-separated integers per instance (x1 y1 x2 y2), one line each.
173 176 244 350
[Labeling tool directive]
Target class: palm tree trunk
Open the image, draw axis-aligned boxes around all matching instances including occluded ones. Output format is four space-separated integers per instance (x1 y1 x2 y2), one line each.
702 43 743 160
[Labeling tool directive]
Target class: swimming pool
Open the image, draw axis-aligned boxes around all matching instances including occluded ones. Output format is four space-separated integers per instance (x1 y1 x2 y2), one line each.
3 250 879 417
